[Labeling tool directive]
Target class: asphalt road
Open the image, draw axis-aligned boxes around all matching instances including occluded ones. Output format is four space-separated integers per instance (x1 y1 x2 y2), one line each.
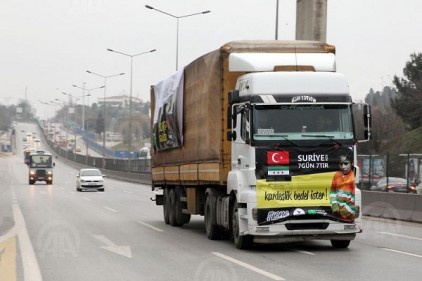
1 124 422 281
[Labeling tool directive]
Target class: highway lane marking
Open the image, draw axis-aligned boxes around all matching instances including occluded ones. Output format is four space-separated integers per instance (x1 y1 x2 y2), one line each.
11 204 42 281
381 248 422 258
212 252 285 280
136 221 164 232
10 194 18 205
104 206 118 213
292 249 315 255
123 190 133 194
378 232 422 241
83 197 92 202
92 235 132 258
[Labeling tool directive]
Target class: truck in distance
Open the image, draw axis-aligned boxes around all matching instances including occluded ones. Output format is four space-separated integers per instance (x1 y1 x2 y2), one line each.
150 40 371 249
28 150 55 185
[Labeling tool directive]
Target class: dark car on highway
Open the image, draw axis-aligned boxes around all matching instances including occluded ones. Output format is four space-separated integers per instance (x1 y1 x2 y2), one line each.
370 177 417 193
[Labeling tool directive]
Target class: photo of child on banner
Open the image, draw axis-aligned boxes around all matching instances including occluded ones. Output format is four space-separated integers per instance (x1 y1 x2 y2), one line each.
330 148 356 222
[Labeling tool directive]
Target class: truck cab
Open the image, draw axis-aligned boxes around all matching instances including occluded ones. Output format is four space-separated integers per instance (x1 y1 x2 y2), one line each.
28 150 55 185
225 53 371 248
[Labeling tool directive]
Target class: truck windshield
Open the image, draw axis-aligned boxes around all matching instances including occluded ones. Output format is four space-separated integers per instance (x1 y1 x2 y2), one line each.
252 103 354 141
30 155 53 168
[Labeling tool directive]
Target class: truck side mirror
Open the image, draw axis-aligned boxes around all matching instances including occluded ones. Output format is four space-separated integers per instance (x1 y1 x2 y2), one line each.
228 90 239 130
363 104 371 127
363 104 371 141
228 90 239 105
227 106 232 129
353 103 371 142
227 130 237 141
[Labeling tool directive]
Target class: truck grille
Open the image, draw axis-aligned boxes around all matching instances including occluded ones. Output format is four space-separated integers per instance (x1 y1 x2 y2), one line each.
285 223 329 230
37 170 46 177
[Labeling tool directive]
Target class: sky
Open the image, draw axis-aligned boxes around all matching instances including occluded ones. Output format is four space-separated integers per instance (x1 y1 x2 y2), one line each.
1 0 422 120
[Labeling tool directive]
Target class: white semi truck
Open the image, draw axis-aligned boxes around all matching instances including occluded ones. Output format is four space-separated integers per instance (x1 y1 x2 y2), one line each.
150 40 371 249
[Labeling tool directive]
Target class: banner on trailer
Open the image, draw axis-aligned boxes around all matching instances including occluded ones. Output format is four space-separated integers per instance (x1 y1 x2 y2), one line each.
152 70 184 151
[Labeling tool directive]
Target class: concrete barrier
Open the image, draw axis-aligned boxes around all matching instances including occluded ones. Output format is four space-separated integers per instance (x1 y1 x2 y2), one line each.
383 192 416 221
362 191 389 217
362 190 422 223
411 195 422 223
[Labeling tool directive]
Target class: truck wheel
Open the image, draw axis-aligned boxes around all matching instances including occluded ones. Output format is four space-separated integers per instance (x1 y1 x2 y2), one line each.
183 212 191 224
178 186 191 224
29 179 34 185
174 187 185 226
330 240 350 249
163 188 170 224
204 194 221 240
168 188 183 226
231 199 253 249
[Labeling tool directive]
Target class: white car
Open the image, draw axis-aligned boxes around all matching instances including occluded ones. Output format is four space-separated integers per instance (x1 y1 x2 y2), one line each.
76 168 105 192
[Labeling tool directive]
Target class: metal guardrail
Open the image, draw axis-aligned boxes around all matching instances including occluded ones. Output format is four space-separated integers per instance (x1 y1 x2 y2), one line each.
38 122 152 185
56 155 151 185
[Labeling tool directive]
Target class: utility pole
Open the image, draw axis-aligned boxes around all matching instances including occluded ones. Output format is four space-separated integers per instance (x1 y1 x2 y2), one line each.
296 0 327 42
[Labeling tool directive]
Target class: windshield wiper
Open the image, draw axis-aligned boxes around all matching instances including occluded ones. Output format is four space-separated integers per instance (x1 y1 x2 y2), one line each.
275 135 298 147
301 134 342 146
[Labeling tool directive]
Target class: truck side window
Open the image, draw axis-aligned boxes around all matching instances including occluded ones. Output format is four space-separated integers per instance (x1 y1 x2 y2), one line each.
240 108 250 142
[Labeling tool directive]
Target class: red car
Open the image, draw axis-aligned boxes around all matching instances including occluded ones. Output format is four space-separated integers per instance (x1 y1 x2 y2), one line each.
370 177 417 193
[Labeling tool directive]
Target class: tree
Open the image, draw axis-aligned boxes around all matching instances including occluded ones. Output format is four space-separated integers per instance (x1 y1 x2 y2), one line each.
391 53 422 130
0 105 12 130
358 86 407 154
95 111 104 135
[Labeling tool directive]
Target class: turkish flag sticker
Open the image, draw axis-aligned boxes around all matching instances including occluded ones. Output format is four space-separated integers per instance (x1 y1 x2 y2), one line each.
267 151 289 165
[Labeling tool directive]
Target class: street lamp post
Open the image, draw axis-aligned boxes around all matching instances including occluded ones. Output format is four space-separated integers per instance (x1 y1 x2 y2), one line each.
145 5 210 70
86 70 125 160
39 100 50 121
62 91 75 106
72 82 87 130
72 84 105 131
107 48 156 158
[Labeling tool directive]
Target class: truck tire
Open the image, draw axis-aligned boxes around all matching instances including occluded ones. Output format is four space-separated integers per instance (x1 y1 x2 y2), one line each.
231 199 253 249
179 187 191 224
182 211 191 224
168 188 177 226
330 240 351 249
174 186 185 226
204 194 221 240
163 188 170 224
168 188 184 226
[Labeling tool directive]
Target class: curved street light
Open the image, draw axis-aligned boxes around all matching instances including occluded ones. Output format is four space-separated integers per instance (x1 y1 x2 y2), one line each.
86 70 125 160
72 84 105 131
107 48 156 157
145 5 210 70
